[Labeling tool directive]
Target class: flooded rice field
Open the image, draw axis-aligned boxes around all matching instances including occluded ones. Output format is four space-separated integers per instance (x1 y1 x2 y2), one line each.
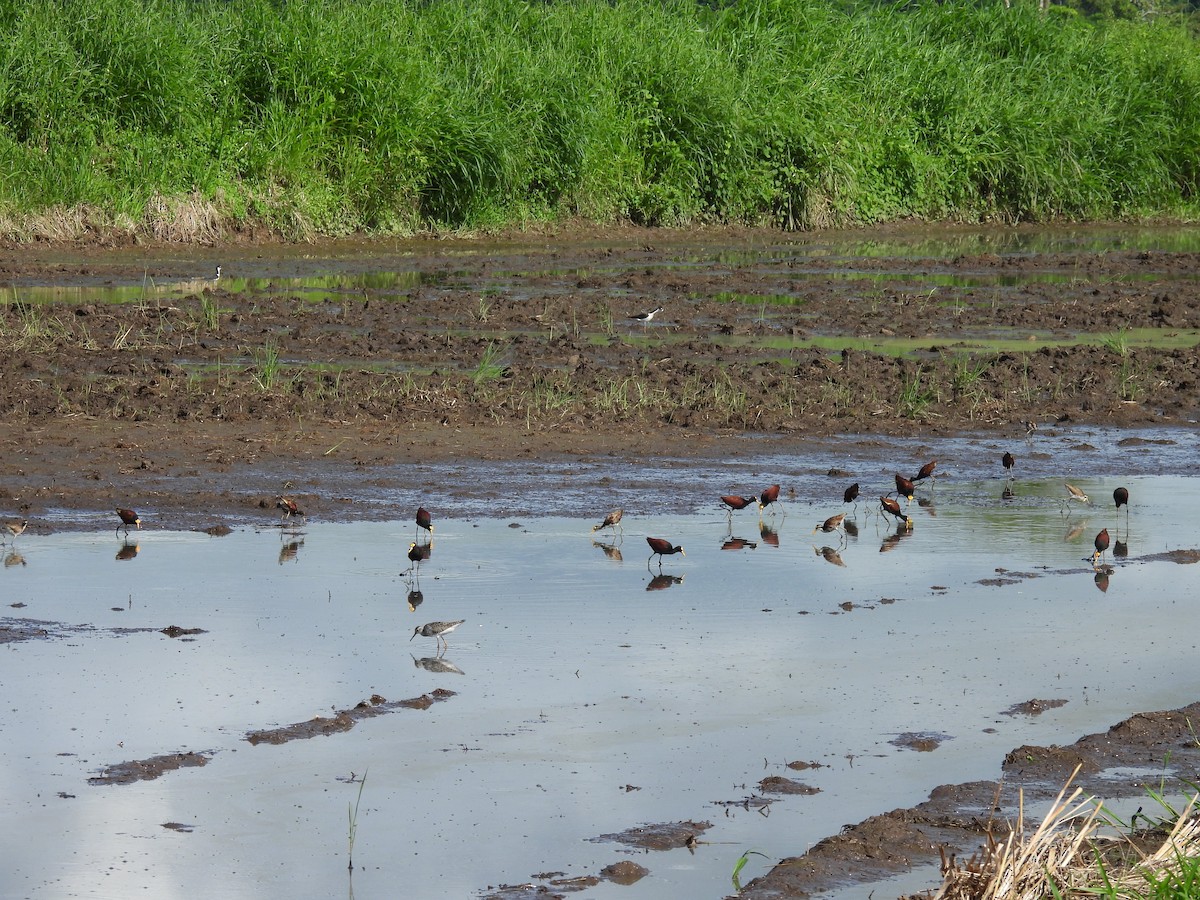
4 438 1200 899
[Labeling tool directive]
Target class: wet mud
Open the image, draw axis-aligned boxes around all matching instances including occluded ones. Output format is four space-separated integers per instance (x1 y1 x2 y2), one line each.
244 689 456 746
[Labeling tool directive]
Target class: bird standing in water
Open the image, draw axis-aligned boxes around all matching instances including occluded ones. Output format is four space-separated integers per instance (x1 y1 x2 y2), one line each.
758 484 782 515
591 509 624 534
720 496 757 519
2 519 27 543
894 474 916 504
276 496 304 525
812 513 847 538
1113 487 1129 521
406 541 431 574
913 461 937 483
1092 528 1110 565
880 496 913 529
629 306 664 325
116 508 141 536
843 482 860 507
646 536 685 569
1002 451 1015 480
416 507 434 539
411 619 464 653
1065 483 1089 504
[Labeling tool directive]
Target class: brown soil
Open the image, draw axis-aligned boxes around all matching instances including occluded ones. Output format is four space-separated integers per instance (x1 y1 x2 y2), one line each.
1 225 1198 531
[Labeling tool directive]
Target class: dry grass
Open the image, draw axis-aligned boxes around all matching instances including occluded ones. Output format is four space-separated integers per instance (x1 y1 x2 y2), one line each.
926 767 1200 900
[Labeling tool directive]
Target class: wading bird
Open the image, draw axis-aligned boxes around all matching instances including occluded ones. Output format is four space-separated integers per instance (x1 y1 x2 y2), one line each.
812 513 847 538
115 508 141 536
758 484 782 515
913 460 937 483
843 482 860 507
1092 528 1110 565
416 506 434 538
1065 483 1090 505
629 306 664 325
880 496 912 529
1113 487 1129 517
720 496 757 518
406 541 432 574
276 496 304 525
894 474 915 503
646 536 685 569
410 619 464 654
2 519 27 543
1002 451 1015 479
591 508 624 534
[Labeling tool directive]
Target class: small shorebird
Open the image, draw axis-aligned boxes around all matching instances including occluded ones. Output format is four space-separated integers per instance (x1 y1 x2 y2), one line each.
1092 528 1110 565
591 509 624 534
913 460 937 483
410 619 464 653
843 482 860 507
1065 483 1090 505
1002 451 1015 479
758 484 782 515
812 513 847 537
720 496 757 519
646 536 685 569
1113 486 1129 516
880 496 912 529
629 306 664 325
115 508 141 536
2 519 27 543
894 474 916 503
276 496 304 524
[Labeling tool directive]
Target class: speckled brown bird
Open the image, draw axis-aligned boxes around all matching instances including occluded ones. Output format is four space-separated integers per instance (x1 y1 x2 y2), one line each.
812 513 846 536
410 619 464 652
115 508 141 535
2 519 27 543
591 508 624 533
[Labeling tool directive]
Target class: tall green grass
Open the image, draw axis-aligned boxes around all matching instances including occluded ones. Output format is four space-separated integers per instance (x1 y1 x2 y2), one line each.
0 0 1197 239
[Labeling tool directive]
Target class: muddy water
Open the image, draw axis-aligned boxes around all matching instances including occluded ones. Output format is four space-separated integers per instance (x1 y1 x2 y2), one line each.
3 458 1199 898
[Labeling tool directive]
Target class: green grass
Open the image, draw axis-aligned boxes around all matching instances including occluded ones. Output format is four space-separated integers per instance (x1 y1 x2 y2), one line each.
0 0 1198 239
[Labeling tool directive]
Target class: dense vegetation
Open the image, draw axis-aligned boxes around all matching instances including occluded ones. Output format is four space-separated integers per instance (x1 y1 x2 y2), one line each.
0 0 1197 240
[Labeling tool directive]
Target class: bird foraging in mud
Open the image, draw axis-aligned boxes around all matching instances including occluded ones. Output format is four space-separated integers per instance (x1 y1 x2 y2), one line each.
629 305 664 324
894 474 916 503
410 619 464 653
879 496 912 529
115 508 141 536
591 508 624 534
1065 483 1090 505
1092 528 1110 565
758 484 782 515
416 506 434 538
1002 451 1015 479
646 536 685 568
812 513 847 537
2 519 27 543
276 496 304 525
913 460 937 483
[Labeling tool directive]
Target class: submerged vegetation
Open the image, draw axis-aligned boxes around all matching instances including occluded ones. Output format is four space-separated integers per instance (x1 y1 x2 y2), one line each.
0 0 1198 240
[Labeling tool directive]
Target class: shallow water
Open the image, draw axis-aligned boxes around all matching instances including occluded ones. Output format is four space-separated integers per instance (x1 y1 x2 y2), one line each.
3 464 1199 899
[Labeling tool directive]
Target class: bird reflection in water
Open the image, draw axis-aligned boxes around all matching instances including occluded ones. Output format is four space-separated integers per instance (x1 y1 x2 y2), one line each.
843 519 859 539
646 573 684 592
278 537 304 565
916 496 936 516
407 589 424 612
592 539 623 562
1001 484 1016 501
1063 521 1087 543
4 550 26 568
721 535 757 551
115 541 140 561
411 655 465 675
879 525 913 554
1113 540 1128 559
813 545 846 567
1093 567 1113 593
759 523 780 548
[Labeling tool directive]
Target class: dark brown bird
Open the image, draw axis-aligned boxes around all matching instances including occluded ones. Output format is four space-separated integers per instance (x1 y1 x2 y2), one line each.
1092 528 1110 564
720 495 757 514
1113 487 1129 512
843 482 860 505
2 519 27 543
591 508 624 533
646 536 685 567
812 513 846 536
913 460 937 482
1002 451 1015 478
416 506 434 537
407 541 432 571
721 537 757 551
880 496 912 529
115 508 141 535
894 474 915 502
758 484 781 513
759 523 780 548
276 496 303 524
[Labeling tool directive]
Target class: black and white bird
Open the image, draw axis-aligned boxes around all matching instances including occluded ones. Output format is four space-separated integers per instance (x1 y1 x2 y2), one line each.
629 306 664 324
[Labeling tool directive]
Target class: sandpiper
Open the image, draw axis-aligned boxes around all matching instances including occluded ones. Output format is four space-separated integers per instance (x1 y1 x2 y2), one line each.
411 619 464 653
2 519 27 543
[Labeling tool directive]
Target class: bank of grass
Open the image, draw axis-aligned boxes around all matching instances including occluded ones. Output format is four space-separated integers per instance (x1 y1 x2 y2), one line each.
0 0 1198 240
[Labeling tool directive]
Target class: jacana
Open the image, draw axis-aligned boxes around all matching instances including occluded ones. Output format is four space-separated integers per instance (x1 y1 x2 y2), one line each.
1002 451 1015 478
813 513 846 535
843 483 860 505
720 496 757 514
2 519 27 543
276 496 304 524
591 509 624 533
880 496 912 529
1092 528 1110 564
1113 487 1129 512
416 507 434 537
913 460 936 482
646 536 684 567
758 484 781 513
894 474 915 502
115 508 141 535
